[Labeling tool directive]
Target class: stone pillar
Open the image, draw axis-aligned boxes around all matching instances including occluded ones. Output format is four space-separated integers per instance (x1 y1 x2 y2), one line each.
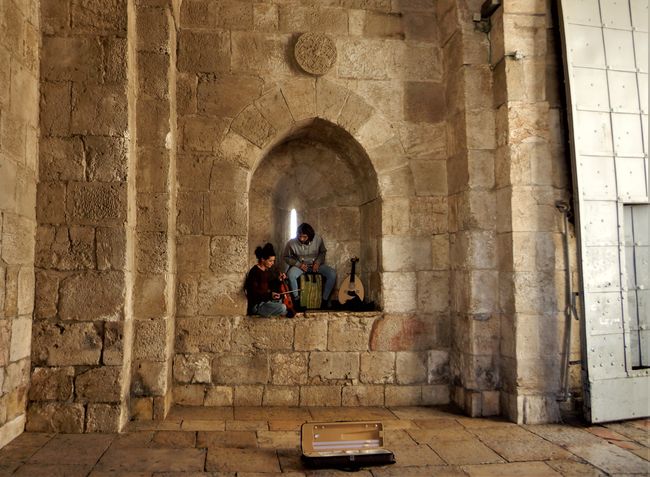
0 0 39 448
30 0 133 432
492 1 569 423
440 0 501 417
130 0 178 421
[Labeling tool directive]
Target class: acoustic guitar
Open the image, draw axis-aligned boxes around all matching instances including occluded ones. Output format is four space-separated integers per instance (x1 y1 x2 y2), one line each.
338 257 365 304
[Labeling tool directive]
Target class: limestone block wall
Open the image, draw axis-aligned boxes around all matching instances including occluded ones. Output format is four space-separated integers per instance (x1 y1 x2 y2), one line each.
130 1 179 422
491 1 574 423
440 0 501 417
29 0 134 432
0 0 40 449
174 312 449 407
173 0 451 403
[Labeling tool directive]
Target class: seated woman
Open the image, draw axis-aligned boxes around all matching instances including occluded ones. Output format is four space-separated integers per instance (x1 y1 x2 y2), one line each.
244 243 292 318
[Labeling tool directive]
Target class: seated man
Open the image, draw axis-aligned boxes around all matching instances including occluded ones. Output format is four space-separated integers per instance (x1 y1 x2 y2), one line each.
244 243 292 317
283 222 336 308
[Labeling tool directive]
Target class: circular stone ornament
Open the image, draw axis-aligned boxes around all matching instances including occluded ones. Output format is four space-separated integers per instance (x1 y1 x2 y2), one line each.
294 32 337 76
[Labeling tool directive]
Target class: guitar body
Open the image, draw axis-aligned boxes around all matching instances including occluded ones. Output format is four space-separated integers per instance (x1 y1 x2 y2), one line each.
338 257 365 304
338 275 365 304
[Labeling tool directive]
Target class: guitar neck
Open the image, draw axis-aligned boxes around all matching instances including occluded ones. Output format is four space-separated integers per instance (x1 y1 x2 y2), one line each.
349 260 357 288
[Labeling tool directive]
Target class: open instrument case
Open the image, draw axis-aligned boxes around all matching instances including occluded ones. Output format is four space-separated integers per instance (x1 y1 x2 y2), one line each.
300 421 396 469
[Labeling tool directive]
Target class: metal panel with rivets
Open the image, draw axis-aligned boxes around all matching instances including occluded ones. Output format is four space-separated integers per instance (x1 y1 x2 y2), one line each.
559 0 650 423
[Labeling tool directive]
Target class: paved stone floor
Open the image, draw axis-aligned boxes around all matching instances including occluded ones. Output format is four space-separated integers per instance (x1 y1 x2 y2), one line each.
0 406 648 476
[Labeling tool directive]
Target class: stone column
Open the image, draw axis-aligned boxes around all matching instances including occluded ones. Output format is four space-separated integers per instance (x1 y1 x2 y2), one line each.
492 1 570 423
30 0 133 432
130 0 178 421
440 0 501 417
0 0 39 448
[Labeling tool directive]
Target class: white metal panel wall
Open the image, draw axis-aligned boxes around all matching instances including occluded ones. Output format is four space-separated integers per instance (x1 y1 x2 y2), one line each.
559 0 650 422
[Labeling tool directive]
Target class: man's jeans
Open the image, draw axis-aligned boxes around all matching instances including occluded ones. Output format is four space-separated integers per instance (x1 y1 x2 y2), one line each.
287 264 336 301
251 301 286 317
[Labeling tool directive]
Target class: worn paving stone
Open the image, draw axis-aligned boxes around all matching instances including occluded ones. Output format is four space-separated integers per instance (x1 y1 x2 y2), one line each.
234 407 312 421
95 447 205 472
206 447 281 473
566 442 650 475
429 439 505 465
545 459 608 476
197 431 258 449
473 436 572 462
150 431 197 448
383 429 418 448
372 466 467 476
256 430 300 449
390 407 458 420
391 444 445 466
308 407 396 422
28 434 115 465
13 464 94 476
462 461 562 476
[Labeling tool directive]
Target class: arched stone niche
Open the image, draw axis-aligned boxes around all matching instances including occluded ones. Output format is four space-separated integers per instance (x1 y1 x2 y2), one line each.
249 119 381 305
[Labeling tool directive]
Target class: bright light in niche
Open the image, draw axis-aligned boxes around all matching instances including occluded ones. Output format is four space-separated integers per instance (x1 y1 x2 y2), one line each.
289 209 297 239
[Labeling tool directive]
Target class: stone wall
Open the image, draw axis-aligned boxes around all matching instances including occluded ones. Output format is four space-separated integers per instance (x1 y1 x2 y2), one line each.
174 312 449 407
0 0 40 448
29 0 133 433
492 1 574 423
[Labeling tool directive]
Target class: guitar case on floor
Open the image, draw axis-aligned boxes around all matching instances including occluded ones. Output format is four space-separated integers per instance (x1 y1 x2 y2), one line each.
300 421 396 470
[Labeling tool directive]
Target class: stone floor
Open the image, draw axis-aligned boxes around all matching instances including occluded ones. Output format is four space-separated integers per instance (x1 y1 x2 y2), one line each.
0 406 648 476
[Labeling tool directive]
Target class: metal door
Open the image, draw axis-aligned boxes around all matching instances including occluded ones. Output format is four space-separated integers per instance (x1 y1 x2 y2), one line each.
559 0 649 422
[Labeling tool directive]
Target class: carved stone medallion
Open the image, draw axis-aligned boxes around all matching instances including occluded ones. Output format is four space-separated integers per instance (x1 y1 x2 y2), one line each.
294 32 337 76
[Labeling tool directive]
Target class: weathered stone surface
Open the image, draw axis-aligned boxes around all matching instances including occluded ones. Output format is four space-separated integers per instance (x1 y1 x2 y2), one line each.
178 30 229 73
59 271 125 321
213 354 269 384
198 75 262 117
133 318 169 361
85 136 128 182
294 319 327 351
254 88 294 135
360 351 395 384
132 360 168 396
204 191 247 235
76 367 122 403
66 182 127 226
86 404 121 433
232 105 277 149
342 385 385 406
176 235 210 273
175 317 232 353
174 385 205 406
36 225 95 270
385 385 422 406
263 386 300 407
269 353 308 386
231 32 291 76
32 321 102 366
396 351 428 384
196 274 247 315
174 354 212 384
427 350 450 384
26 402 85 433
300 386 342 406
210 236 247 274
370 314 437 351
96 227 126 271
2 214 35 265
102 321 125 366
310 352 359 382
9 316 31 361
231 318 294 352
41 36 103 82
204 386 233 406
234 385 264 406
133 273 168 318
328 317 374 351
